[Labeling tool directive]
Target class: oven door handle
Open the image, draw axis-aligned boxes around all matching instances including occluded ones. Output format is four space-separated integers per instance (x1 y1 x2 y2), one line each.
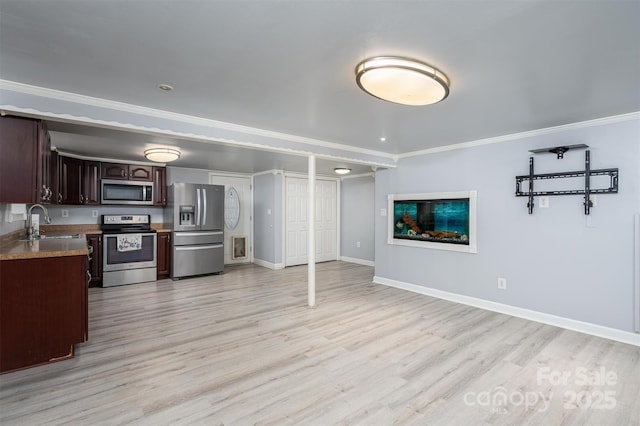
174 244 223 251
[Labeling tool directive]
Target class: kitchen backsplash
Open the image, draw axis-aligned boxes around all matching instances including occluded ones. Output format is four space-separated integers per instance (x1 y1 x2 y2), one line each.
0 205 25 237
46 206 165 225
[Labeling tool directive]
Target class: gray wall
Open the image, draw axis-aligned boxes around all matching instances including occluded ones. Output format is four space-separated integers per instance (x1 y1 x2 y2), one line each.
253 172 283 265
375 118 640 333
340 175 375 262
167 166 211 185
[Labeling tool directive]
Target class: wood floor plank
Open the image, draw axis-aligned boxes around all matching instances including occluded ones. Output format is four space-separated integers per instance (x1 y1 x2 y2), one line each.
1 262 638 425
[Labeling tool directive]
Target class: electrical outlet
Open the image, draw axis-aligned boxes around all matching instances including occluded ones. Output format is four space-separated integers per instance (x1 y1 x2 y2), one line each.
497 277 507 290
61 209 69 218
539 196 549 208
356 241 361 248
92 210 99 218
380 208 387 217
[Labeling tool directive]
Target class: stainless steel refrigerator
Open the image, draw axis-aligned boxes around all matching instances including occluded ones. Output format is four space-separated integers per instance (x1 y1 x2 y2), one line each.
166 183 224 279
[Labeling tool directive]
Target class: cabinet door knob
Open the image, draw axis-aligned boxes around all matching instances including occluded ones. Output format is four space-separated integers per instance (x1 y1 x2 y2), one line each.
58 193 62 203
80 194 84 203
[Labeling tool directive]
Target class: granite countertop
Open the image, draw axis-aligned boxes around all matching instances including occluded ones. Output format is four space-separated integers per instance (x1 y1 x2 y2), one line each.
0 223 173 261
0 233 89 261
41 224 173 234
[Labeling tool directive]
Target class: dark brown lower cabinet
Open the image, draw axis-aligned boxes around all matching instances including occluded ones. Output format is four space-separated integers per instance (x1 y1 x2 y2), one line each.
0 255 88 374
86 233 102 287
157 231 171 279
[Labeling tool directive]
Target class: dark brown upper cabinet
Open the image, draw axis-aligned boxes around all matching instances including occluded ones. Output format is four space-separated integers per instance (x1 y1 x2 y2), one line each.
52 156 100 205
101 162 152 181
153 166 167 206
0 116 52 204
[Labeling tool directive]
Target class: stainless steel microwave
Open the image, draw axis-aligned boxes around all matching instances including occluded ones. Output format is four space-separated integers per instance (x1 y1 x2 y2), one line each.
101 179 154 205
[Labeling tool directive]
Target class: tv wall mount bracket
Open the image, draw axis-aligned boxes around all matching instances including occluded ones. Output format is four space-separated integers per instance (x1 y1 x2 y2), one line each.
515 145 618 215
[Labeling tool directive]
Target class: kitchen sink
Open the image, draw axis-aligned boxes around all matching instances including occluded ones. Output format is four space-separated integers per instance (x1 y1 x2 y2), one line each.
21 234 81 241
41 234 81 239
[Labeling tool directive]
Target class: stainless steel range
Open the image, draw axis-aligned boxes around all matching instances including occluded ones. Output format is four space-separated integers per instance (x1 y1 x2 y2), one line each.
101 214 157 287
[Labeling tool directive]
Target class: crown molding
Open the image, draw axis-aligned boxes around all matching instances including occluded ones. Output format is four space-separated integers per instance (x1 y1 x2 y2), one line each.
340 172 375 180
397 111 640 159
54 148 161 166
252 169 284 177
0 79 396 162
1 103 396 170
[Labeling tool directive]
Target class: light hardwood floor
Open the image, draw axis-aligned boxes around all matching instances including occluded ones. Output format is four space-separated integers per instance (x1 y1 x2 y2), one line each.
1 262 639 425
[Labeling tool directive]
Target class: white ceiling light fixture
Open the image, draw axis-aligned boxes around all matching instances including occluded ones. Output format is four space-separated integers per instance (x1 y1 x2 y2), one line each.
144 148 181 163
355 56 450 106
334 167 351 175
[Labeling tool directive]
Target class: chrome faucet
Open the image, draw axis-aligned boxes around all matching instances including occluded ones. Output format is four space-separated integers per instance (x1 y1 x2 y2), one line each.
26 204 52 239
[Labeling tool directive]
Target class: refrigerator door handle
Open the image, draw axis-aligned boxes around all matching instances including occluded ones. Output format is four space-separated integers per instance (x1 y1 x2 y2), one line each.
175 231 223 237
196 188 201 226
174 244 223 251
202 188 207 226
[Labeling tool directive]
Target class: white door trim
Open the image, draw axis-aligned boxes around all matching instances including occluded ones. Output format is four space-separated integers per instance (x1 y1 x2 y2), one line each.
208 171 254 264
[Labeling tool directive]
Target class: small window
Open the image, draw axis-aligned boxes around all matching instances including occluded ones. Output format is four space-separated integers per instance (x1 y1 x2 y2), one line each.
225 186 240 230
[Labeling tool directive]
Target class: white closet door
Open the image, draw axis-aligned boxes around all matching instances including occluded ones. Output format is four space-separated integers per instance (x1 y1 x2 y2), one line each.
285 177 337 266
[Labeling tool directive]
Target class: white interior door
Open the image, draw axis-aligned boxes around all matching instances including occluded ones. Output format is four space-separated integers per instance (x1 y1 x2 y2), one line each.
209 174 252 265
285 177 337 266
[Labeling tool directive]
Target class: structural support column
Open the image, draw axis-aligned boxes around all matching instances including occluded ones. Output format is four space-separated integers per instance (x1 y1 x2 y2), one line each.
307 155 316 307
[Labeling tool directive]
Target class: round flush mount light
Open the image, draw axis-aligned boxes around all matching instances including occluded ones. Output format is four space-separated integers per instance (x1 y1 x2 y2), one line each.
144 148 181 163
355 56 450 106
334 167 351 175
157 83 174 92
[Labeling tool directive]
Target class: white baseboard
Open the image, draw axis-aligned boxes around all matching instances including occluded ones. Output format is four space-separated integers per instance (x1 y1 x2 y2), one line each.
253 258 285 270
340 256 375 267
373 276 640 347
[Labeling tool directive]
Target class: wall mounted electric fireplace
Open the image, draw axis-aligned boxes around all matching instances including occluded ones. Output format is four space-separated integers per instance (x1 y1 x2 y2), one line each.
387 191 477 253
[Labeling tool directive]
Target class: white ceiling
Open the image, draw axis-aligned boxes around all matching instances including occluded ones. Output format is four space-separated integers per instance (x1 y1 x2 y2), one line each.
1 1 639 174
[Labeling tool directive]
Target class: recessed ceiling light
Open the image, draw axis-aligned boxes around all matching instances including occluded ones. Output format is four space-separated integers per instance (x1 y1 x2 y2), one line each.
334 167 351 175
380 137 386 142
157 83 174 92
355 56 449 106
